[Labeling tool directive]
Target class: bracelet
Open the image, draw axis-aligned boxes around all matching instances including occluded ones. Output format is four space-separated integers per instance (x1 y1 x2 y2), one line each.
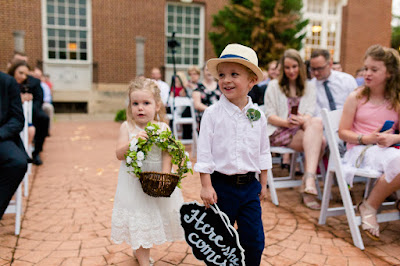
357 134 364 145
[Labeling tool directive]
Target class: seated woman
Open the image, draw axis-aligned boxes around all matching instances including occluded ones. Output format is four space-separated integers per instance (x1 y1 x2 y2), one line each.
8 60 36 148
264 49 325 210
339 44 400 241
192 64 221 130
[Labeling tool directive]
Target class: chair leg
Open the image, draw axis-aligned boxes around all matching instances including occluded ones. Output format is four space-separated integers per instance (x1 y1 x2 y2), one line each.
336 171 365 250
268 169 279 206
15 183 22 235
319 171 334 225
23 169 29 197
289 152 297 179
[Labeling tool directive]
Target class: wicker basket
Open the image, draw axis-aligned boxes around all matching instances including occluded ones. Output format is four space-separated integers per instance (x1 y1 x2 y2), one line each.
139 171 180 197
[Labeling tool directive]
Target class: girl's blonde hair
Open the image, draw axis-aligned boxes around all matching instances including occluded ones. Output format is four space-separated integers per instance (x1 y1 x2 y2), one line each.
278 49 307 97
358 44 400 111
126 77 168 126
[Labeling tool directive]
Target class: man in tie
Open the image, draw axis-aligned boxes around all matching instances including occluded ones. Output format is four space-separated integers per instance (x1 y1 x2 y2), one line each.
309 49 358 117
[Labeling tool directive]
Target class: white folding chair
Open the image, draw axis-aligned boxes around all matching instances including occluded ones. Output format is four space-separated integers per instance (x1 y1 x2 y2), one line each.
267 146 324 206
268 147 301 206
4 102 31 235
172 97 198 156
23 100 33 197
319 108 400 250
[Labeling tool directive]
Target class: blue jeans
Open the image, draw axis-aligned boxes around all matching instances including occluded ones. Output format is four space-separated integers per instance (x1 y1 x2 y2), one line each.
211 175 264 266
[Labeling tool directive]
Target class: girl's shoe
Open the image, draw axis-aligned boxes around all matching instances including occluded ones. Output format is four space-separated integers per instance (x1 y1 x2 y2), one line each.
357 200 380 241
301 172 318 196
133 250 154 265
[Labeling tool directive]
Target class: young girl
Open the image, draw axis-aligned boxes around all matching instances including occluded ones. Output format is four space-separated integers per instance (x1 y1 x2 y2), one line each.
194 44 272 266
111 78 184 265
339 44 400 241
264 49 325 210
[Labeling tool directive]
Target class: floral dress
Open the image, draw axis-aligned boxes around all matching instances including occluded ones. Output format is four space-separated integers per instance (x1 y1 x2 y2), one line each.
194 83 222 130
269 97 301 147
111 121 184 249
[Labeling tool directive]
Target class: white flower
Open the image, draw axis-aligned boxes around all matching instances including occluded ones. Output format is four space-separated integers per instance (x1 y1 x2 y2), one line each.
129 138 138 151
185 151 190 158
126 156 132 164
136 160 143 167
137 151 145 161
187 161 192 169
147 126 155 130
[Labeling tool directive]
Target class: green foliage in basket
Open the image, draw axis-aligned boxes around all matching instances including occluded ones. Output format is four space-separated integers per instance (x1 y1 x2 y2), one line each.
125 123 193 188
114 109 126 122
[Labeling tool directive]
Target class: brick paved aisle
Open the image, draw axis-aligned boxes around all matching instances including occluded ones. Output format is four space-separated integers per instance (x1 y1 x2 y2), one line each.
1 119 400 265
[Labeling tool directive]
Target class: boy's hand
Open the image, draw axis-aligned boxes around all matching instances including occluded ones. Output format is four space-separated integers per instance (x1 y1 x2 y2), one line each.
259 185 267 201
200 185 217 209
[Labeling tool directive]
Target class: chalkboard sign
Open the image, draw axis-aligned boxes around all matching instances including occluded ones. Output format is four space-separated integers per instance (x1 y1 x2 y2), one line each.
180 201 245 266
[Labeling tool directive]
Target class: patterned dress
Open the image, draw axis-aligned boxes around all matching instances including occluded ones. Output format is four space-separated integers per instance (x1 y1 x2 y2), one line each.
194 83 222 130
269 97 301 147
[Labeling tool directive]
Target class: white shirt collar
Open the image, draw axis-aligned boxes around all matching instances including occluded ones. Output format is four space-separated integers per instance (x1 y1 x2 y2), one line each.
219 94 254 117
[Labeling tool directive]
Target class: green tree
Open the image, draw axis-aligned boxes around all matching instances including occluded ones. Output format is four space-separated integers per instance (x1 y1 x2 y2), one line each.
209 0 308 68
392 16 400 51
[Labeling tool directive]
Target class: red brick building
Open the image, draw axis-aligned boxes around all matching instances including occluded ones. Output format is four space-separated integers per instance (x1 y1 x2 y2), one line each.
0 0 392 113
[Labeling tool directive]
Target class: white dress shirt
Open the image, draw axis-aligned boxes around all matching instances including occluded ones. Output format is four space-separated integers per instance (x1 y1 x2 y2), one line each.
194 94 272 175
312 70 358 116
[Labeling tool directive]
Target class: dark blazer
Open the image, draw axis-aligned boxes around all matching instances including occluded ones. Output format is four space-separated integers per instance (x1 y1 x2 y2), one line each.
26 75 44 118
0 72 29 159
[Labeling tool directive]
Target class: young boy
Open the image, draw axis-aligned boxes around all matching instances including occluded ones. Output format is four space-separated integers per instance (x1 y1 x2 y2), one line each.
194 44 272 265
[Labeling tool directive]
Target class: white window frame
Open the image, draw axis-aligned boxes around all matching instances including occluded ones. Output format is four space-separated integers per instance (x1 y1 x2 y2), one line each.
41 0 92 65
164 2 205 70
301 0 348 61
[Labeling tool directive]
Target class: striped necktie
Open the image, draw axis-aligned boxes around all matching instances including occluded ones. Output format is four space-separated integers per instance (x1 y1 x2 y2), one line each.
323 80 336 110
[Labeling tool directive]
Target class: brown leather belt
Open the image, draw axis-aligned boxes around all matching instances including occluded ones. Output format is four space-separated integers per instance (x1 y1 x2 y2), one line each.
212 171 256 186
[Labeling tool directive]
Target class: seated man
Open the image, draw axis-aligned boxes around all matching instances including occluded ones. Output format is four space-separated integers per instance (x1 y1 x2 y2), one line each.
0 72 29 219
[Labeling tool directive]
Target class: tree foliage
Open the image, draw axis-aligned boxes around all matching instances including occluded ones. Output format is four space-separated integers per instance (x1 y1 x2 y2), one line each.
209 0 308 68
392 16 400 51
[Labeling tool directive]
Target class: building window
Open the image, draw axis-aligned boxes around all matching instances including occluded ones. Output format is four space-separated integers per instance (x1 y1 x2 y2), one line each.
307 0 322 13
303 0 344 61
165 3 204 67
45 0 89 61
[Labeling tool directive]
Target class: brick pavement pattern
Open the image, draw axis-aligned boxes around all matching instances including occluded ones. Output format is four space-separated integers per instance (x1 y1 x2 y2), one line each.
1 119 400 265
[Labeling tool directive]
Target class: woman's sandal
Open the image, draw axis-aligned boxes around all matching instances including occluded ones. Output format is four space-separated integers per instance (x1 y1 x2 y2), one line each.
357 200 380 241
301 172 318 196
281 163 290 171
302 193 321 210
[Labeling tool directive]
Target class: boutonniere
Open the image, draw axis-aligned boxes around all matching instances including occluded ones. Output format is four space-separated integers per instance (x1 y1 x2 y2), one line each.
246 108 261 127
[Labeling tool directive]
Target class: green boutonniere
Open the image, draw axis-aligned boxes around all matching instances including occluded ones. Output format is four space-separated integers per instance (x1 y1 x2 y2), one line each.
246 108 261 127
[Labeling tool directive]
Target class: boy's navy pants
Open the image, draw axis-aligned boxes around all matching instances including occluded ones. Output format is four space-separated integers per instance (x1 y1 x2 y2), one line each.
211 173 265 266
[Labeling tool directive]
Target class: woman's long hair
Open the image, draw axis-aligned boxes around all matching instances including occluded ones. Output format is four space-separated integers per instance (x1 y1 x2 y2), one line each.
358 44 400 111
7 60 30 79
126 77 168 127
278 49 307 97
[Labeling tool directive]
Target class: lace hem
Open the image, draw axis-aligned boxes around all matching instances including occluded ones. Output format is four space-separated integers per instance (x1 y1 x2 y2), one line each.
111 207 184 249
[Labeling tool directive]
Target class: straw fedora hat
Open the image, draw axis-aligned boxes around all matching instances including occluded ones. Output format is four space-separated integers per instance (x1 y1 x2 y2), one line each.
206 44 264 84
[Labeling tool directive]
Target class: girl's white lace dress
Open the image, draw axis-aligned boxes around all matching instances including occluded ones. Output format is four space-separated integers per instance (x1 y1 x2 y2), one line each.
111 122 184 249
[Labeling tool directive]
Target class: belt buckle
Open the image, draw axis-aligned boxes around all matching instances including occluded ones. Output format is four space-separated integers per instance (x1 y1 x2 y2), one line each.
236 174 248 185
